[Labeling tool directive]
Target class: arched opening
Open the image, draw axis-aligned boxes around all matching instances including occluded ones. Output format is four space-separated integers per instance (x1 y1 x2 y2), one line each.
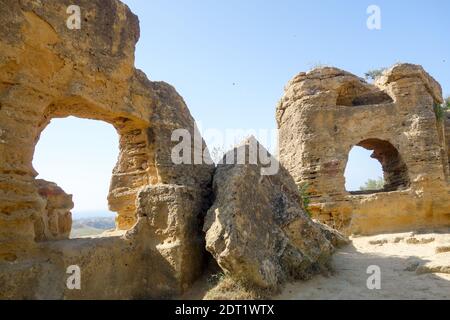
33 117 119 239
344 139 409 194
345 146 384 192
336 82 393 106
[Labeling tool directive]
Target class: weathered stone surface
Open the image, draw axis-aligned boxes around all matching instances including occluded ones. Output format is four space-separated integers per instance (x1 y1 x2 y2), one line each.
2 0 448 301
34 179 73 241
0 0 213 299
314 220 350 248
131 184 209 291
203 138 346 289
277 64 450 235
446 109 450 170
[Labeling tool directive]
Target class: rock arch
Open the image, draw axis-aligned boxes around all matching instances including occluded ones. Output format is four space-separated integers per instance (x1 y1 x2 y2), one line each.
335 80 393 107
277 64 450 234
345 138 409 194
0 0 213 299
35 97 157 231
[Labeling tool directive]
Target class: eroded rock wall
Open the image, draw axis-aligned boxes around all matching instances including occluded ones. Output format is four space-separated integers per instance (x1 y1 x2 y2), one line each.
0 0 213 299
277 64 450 235
1 0 448 300
446 109 450 173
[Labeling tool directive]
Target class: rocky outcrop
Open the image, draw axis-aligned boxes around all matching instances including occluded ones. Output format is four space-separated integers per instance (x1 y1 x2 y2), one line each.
34 180 73 242
1 0 448 301
277 64 450 235
203 138 347 289
0 0 213 299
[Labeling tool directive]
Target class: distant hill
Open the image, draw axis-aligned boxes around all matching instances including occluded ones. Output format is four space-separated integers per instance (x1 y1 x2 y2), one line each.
71 216 115 238
72 211 116 220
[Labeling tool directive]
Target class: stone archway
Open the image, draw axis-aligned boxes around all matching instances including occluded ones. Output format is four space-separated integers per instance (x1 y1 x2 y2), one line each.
32 97 158 237
277 64 450 234
352 138 409 192
344 138 410 195
335 80 393 107
344 145 384 193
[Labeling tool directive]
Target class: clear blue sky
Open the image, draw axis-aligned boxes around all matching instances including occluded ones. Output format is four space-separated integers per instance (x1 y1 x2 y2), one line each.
33 1 450 218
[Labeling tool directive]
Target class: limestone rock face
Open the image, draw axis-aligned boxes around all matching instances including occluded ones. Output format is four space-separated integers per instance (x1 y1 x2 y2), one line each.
277 64 450 235
131 184 209 290
446 109 450 170
0 0 213 299
203 138 347 289
34 180 73 241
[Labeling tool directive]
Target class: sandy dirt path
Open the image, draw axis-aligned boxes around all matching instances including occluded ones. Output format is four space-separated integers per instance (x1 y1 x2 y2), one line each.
276 230 450 300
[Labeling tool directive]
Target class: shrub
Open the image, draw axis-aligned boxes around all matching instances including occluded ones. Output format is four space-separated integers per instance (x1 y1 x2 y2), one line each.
359 177 384 191
433 99 449 122
207 272 225 286
364 68 386 81
298 183 312 217
204 275 275 300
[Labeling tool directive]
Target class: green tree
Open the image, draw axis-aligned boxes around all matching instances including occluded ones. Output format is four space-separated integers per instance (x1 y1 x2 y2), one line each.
364 68 386 81
360 177 384 191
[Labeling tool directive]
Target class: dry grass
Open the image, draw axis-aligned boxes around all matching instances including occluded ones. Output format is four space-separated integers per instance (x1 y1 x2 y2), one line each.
436 246 450 254
204 274 277 300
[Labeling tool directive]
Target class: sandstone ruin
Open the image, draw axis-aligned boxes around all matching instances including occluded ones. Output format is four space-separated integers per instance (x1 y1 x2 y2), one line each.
0 0 449 300
0 0 213 299
277 65 450 235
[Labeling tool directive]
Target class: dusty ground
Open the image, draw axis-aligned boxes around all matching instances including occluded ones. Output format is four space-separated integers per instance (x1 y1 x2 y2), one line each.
276 229 450 300
183 229 450 300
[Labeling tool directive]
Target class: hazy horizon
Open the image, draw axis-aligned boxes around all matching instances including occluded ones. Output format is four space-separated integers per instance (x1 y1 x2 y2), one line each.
71 210 116 220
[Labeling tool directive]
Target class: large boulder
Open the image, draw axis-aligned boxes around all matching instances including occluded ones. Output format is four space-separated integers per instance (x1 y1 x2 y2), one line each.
203 137 347 289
